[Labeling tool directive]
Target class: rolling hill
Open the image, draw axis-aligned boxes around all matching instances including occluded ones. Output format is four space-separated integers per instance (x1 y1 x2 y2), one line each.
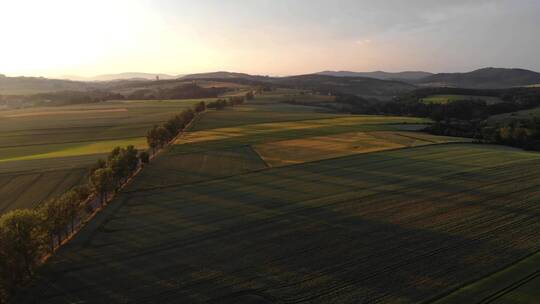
418 67 540 89
64 72 179 81
181 71 270 81
273 74 416 97
318 70 433 81
182 72 417 98
0 75 95 95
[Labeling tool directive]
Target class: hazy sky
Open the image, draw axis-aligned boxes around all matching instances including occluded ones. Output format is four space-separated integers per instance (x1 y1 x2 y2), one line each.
1 0 539 77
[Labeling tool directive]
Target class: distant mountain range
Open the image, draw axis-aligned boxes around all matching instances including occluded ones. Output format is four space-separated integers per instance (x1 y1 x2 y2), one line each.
63 72 179 81
182 72 415 97
317 70 433 81
0 75 94 95
273 74 415 97
181 71 270 81
2 68 540 96
416 67 540 89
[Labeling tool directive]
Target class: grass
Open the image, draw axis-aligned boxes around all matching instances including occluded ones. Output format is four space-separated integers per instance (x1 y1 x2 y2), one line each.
20 143 540 303
421 94 503 105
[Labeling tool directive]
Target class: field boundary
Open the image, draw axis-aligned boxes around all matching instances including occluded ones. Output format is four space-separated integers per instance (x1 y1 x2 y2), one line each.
0 135 144 149
34 110 207 262
191 108 430 131
125 141 481 193
428 249 540 304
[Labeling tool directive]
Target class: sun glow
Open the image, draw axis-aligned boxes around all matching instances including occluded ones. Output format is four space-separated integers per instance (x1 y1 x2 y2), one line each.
0 0 171 76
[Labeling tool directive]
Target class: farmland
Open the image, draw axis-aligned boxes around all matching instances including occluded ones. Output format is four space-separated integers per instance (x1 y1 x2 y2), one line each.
0 99 205 213
20 143 540 303
436 251 540 303
253 131 470 167
18 101 540 303
421 94 503 105
176 110 429 154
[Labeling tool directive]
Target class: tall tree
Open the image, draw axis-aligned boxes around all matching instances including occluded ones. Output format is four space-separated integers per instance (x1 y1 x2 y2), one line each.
0 209 46 300
89 168 114 207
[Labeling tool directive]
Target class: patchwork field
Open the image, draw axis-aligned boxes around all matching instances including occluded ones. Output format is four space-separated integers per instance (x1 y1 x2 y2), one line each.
21 143 540 303
254 131 470 167
0 99 204 213
177 110 430 154
10 100 540 304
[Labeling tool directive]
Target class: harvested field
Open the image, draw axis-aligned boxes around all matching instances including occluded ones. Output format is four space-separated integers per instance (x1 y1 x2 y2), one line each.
253 131 470 167
20 144 540 303
177 115 429 154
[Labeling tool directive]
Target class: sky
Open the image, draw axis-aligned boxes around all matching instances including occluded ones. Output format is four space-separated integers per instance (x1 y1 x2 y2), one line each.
1 0 539 78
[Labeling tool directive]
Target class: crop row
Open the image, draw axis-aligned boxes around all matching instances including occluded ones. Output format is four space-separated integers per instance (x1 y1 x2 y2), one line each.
19 144 540 303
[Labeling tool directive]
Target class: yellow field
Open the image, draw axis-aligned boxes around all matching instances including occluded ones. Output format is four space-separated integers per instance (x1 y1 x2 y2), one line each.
178 115 428 145
0 137 147 163
253 131 469 167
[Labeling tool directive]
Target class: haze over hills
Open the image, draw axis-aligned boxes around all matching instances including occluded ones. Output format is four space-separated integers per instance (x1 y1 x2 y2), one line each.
272 74 416 97
62 72 179 82
418 67 540 89
317 70 433 81
0 75 95 95
181 72 416 97
2 67 540 96
181 71 271 81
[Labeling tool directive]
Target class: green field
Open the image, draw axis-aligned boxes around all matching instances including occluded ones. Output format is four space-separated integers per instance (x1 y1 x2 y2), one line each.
190 107 343 131
20 143 540 303
177 109 429 154
0 99 205 213
421 94 503 105
129 146 267 190
435 251 540 304
0 168 87 213
17 102 540 303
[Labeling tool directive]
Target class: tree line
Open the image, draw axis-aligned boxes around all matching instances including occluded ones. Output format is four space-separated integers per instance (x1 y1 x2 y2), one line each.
333 87 540 151
0 83 230 108
206 93 252 110
0 102 207 303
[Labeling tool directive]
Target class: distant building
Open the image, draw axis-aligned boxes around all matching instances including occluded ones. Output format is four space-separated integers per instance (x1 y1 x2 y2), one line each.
156 75 160 81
